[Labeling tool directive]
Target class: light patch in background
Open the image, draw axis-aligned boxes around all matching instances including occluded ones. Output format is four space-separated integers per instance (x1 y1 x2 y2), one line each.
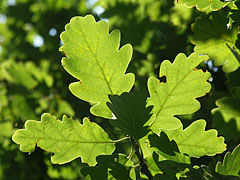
86 0 98 9
93 6 105 16
0 46 2 54
0 14 6 24
49 28 57 36
8 0 16 6
33 35 44 47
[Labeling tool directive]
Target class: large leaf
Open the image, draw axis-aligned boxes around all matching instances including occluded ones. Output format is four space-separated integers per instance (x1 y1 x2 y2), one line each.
60 15 135 118
215 144 240 177
12 113 115 166
147 53 211 132
107 92 152 140
164 120 226 157
178 0 228 11
191 14 240 73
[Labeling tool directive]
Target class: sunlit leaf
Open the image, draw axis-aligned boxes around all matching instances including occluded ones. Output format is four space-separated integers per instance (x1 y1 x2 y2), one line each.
164 120 226 157
178 0 228 11
12 113 115 165
191 14 240 73
215 144 240 177
60 15 135 118
147 53 211 132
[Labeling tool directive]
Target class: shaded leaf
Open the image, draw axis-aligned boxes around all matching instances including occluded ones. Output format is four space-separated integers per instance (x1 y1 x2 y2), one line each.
215 144 240 177
212 96 240 141
81 154 134 180
12 113 115 165
60 15 135 118
107 92 152 140
178 0 228 11
191 14 240 73
164 120 226 157
147 53 211 132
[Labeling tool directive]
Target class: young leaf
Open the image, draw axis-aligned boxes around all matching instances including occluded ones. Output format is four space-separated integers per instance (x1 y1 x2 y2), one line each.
178 0 228 11
191 14 240 73
60 15 135 118
107 92 152 140
12 113 115 166
147 53 211 132
215 144 240 177
164 120 226 157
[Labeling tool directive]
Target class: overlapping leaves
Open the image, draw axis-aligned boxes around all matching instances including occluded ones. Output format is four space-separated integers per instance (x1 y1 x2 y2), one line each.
191 14 240 73
163 120 226 157
60 15 135 118
12 113 115 166
147 53 211 132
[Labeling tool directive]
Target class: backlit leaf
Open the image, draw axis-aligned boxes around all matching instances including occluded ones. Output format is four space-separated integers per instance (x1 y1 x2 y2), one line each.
191 14 240 73
215 144 240 176
147 53 211 132
178 0 228 11
164 120 226 157
60 15 135 118
12 113 115 166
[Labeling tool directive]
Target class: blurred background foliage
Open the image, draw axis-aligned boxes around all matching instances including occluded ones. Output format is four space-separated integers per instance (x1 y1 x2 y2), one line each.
0 0 239 179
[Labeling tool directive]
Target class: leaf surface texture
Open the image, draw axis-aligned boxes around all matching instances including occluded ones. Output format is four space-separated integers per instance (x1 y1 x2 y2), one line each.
147 53 211 132
12 113 115 165
60 15 135 118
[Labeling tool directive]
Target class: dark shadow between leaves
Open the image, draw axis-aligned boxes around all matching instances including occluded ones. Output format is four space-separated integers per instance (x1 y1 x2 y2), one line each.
148 132 180 156
107 91 153 140
81 154 132 180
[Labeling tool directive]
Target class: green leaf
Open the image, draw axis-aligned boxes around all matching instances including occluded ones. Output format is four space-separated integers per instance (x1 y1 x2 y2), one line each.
12 113 115 165
147 53 211 132
191 14 240 73
107 92 152 140
81 154 134 180
60 15 135 118
178 0 228 11
164 120 226 157
215 144 240 177
212 96 240 141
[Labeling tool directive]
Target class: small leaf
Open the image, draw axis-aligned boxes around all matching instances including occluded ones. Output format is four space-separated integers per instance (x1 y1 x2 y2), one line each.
215 144 240 177
147 53 211 132
164 120 226 157
60 15 135 118
12 113 115 165
191 14 240 73
178 0 228 11
107 92 152 140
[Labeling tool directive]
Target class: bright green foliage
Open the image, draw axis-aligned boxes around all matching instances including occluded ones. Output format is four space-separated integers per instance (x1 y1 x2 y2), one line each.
12 113 115 166
178 0 228 11
163 120 226 157
212 96 240 141
192 14 240 73
147 53 211 132
107 92 152 140
60 15 135 119
215 144 240 176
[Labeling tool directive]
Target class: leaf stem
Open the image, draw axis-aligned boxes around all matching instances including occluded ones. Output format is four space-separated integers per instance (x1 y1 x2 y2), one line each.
113 136 130 143
130 137 153 180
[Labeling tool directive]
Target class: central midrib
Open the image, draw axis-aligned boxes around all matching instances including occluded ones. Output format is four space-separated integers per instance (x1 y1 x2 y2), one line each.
152 68 195 127
79 25 114 95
